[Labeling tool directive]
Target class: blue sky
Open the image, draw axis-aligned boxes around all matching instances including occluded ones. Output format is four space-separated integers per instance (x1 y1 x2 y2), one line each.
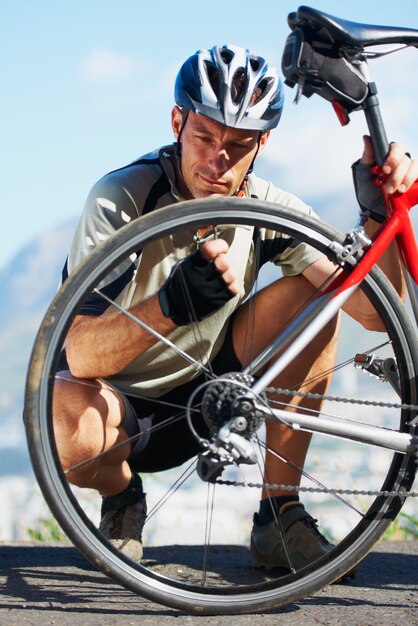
2 0 417 270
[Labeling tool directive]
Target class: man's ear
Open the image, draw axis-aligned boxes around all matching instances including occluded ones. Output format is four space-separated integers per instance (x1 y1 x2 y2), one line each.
171 106 183 139
258 130 270 154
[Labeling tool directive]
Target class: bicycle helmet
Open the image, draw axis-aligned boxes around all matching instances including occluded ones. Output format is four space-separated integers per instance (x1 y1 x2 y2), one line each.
174 44 284 132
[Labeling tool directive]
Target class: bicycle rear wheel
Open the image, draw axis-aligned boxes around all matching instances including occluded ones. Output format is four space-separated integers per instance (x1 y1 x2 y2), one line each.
24 197 417 614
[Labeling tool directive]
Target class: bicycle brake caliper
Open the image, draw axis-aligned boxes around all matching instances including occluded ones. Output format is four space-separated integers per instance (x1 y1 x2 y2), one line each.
329 222 372 266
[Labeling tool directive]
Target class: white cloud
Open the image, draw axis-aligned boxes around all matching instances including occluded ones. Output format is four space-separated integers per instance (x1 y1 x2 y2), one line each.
260 47 418 206
154 63 179 99
82 48 137 83
262 101 365 199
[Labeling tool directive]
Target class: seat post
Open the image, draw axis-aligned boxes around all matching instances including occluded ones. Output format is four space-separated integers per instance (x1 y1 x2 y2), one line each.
363 92 390 164
358 61 390 164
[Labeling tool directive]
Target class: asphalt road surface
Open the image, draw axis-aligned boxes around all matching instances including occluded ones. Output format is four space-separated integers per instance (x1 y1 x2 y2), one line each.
0 541 417 625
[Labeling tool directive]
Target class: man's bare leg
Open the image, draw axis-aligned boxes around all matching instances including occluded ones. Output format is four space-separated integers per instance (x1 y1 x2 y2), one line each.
232 274 340 569
53 372 132 495
53 372 146 559
233 274 339 491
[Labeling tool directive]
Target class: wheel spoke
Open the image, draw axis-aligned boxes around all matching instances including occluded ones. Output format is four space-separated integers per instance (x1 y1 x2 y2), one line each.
256 439 364 516
94 288 213 376
201 481 216 587
25 198 417 612
145 458 198 523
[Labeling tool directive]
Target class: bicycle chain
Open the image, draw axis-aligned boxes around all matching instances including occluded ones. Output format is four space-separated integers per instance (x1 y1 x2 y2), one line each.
266 386 418 411
216 385 418 497
214 478 418 498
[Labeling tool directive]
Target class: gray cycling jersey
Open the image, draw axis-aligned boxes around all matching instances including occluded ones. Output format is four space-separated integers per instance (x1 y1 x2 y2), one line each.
63 144 323 397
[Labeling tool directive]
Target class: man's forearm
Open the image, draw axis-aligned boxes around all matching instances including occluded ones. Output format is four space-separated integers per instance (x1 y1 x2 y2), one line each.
66 295 176 379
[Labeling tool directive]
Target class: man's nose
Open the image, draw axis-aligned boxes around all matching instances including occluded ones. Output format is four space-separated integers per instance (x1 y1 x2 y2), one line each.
207 147 230 173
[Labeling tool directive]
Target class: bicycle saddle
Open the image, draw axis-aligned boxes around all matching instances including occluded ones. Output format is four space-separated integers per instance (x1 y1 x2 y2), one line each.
289 5 418 47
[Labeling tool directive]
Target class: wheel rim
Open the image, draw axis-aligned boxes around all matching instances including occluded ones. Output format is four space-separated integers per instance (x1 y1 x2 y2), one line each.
24 198 418 613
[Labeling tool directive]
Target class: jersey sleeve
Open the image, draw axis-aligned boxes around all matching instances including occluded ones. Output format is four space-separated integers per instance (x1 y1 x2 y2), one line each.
248 174 325 275
62 174 141 315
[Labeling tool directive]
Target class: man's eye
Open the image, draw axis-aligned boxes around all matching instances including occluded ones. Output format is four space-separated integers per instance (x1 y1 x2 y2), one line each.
229 141 252 151
240 141 257 149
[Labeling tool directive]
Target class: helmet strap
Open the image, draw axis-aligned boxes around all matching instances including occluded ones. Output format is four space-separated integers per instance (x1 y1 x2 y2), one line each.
174 107 189 160
247 133 262 175
233 176 248 197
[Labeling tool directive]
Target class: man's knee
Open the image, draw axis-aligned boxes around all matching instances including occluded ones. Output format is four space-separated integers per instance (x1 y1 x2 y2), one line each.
233 275 341 382
52 372 127 470
233 275 338 363
53 372 125 426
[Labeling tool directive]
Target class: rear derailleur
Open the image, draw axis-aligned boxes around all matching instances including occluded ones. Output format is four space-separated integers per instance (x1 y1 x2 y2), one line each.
196 373 264 482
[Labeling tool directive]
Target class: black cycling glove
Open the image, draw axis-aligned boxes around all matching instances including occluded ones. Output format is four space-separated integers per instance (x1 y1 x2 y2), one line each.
351 159 387 223
158 250 235 326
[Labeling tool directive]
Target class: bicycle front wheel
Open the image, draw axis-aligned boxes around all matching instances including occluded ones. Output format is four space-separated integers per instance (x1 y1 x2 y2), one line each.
24 197 418 614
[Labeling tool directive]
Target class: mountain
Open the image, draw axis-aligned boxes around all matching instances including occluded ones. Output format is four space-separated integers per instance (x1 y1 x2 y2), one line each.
0 220 76 456
0 198 382 466
1 206 417 541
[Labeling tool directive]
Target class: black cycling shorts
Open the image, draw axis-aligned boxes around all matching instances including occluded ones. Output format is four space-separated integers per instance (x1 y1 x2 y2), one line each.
121 320 242 473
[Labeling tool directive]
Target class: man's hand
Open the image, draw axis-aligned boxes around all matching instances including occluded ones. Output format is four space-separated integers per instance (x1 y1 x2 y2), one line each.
352 136 418 222
200 239 240 294
158 239 239 326
361 136 418 194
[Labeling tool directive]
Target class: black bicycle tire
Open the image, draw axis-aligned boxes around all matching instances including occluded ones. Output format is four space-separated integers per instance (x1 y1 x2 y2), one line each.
24 197 418 614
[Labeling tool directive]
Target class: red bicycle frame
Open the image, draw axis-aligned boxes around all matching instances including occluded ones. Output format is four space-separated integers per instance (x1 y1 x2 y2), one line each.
250 184 418 396
332 182 418 296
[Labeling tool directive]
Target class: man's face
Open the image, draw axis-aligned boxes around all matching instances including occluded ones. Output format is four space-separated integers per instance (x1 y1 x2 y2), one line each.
172 108 269 199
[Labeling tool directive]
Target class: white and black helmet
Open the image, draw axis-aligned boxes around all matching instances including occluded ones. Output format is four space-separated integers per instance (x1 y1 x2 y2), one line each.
175 44 284 132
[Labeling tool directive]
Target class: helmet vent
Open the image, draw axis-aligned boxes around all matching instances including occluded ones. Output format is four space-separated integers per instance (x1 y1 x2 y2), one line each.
231 68 246 103
220 47 234 64
252 78 270 105
249 58 260 72
204 62 221 98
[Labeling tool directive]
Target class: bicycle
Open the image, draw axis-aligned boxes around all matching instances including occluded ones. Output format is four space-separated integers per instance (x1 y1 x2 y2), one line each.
24 5 418 616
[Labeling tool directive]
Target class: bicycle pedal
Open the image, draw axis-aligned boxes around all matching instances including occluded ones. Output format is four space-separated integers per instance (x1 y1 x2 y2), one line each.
354 354 400 396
